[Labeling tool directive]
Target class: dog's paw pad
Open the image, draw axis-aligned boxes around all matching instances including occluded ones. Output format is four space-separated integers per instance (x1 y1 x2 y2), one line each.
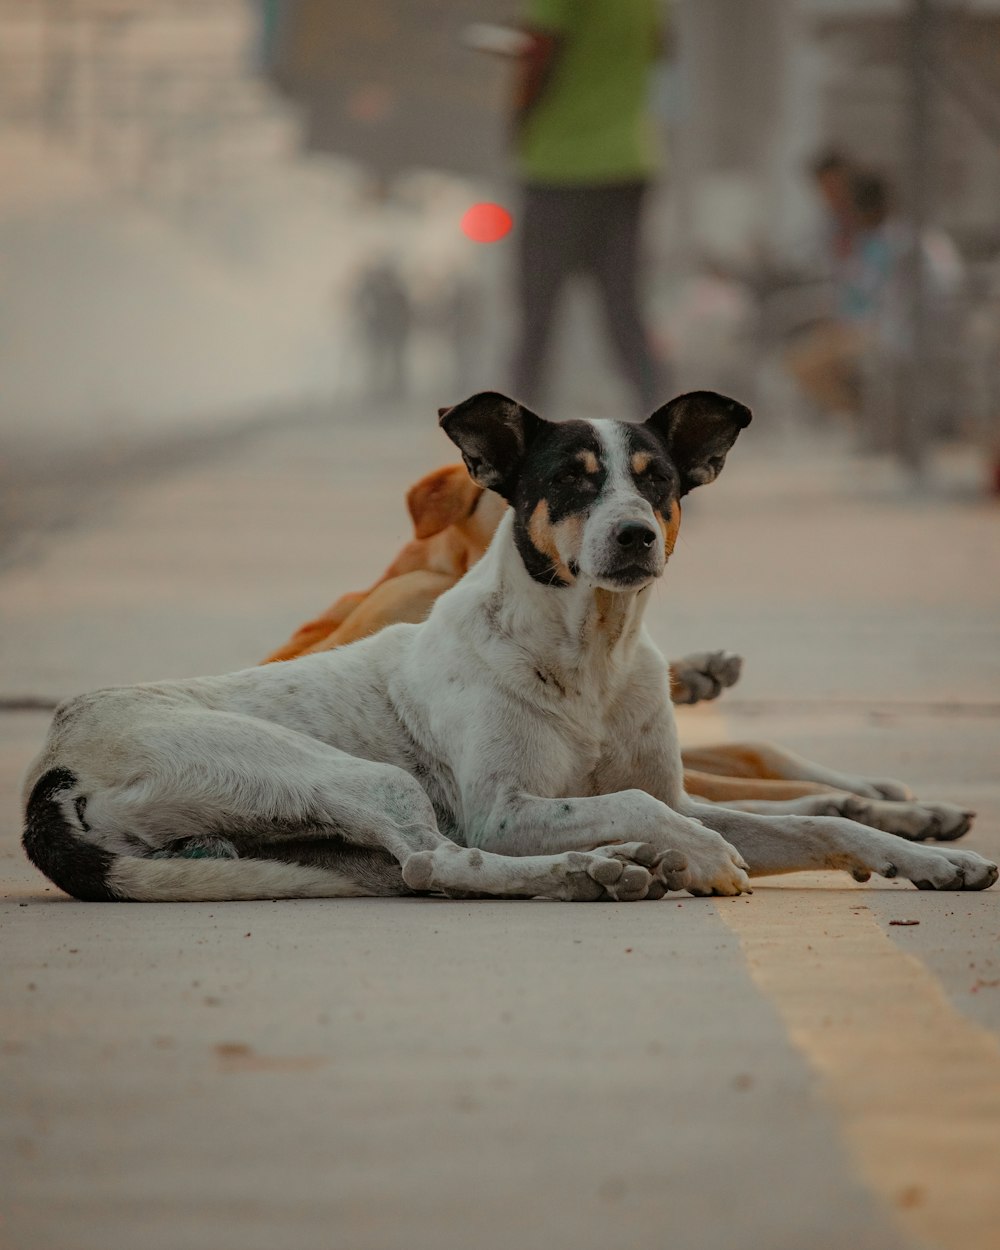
401 851 436 892
594 842 660 867
605 864 653 902
580 854 626 887
651 849 690 892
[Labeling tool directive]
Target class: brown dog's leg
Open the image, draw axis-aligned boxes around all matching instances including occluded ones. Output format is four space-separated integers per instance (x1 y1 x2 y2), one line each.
681 741 911 801
682 769 842 802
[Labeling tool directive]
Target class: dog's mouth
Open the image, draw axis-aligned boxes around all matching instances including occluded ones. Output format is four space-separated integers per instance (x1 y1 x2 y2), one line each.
593 563 659 590
612 564 657 586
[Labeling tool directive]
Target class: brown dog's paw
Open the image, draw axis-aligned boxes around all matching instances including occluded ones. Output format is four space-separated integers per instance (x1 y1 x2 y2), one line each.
670 650 743 706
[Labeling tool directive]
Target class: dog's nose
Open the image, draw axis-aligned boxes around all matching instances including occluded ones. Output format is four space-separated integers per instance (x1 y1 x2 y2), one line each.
615 522 658 551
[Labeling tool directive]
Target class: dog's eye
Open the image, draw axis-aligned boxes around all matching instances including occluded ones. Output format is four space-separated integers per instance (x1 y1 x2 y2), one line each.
644 465 670 485
555 466 583 485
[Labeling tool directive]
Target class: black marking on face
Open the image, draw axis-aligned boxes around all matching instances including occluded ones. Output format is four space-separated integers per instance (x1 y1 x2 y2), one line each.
620 423 681 516
512 421 607 587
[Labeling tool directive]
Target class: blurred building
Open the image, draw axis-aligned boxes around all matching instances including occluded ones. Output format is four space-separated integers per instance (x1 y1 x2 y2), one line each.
812 0 1000 249
3 0 999 461
263 0 511 178
673 0 1000 263
0 0 301 204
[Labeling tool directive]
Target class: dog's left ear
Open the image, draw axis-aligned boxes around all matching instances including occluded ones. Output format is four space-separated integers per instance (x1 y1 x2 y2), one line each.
406 464 484 540
644 391 752 495
438 392 544 502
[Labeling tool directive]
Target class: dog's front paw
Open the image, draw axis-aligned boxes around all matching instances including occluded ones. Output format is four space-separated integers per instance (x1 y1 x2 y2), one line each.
593 843 689 899
670 650 743 706
859 844 998 891
561 850 653 902
672 828 751 896
841 796 974 842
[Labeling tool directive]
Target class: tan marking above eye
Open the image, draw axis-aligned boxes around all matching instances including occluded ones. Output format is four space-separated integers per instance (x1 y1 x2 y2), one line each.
576 450 599 475
631 451 653 474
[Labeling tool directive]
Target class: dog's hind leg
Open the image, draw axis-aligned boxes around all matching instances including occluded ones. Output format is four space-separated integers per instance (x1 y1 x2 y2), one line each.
25 699 448 901
684 802 997 891
682 770 843 802
26 704 659 903
680 741 913 801
399 841 658 901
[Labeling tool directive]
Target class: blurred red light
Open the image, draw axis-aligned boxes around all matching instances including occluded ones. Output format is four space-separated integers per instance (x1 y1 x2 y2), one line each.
460 202 513 243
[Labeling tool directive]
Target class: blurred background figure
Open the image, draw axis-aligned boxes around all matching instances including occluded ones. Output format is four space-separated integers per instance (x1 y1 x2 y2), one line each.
438 269 486 397
811 148 856 268
2 0 1000 505
353 255 413 400
509 0 668 416
785 163 894 428
787 161 965 454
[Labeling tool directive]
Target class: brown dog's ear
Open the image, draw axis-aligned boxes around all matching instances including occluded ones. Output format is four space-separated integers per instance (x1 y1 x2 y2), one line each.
406 464 484 540
438 392 544 502
644 391 751 495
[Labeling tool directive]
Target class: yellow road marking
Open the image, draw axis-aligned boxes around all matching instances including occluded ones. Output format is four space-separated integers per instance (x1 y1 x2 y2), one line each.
717 886 1000 1250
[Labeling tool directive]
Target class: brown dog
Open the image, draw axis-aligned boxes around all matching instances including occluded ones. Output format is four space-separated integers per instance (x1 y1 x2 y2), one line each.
263 464 908 806
264 466 505 661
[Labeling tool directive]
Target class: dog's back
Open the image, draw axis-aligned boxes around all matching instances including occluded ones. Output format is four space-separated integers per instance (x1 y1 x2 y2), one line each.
263 465 504 660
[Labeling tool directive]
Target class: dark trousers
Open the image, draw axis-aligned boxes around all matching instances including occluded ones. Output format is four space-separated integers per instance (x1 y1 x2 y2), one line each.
512 180 664 415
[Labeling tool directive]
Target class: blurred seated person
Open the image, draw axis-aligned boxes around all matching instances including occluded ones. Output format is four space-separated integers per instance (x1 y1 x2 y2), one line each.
785 170 893 420
811 148 856 273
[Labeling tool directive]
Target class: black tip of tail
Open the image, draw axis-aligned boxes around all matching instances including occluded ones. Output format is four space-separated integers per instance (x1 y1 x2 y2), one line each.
22 768 119 901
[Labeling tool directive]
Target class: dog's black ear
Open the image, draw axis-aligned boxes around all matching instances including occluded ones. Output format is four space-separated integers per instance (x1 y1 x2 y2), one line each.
438 392 543 502
644 391 751 495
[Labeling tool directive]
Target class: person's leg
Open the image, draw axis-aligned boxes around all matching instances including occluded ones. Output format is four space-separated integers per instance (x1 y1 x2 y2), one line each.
589 181 664 414
512 184 575 408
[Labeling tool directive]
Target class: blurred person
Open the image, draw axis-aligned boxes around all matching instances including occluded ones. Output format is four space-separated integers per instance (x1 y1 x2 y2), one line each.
868 179 965 456
353 256 413 399
440 270 485 395
510 0 668 415
810 147 856 271
788 167 966 458
785 169 893 421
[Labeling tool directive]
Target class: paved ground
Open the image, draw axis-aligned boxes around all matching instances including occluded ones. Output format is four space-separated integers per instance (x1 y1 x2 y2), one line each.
2 406 999 1250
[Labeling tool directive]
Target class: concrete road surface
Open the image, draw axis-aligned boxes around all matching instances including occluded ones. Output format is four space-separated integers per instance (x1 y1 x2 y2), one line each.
2 407 999 1250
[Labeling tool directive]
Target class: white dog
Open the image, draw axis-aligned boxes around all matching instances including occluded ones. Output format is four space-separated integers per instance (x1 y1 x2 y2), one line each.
22 391 998 902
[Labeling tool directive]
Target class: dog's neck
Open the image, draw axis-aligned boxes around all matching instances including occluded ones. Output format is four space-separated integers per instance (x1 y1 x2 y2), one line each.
476 513 652 693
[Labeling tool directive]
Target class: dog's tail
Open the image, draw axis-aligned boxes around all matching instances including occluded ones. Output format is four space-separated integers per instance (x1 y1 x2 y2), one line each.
22 768 365 903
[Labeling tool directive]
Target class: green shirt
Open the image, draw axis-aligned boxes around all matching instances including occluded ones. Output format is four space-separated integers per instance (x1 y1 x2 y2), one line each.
518 0 660 185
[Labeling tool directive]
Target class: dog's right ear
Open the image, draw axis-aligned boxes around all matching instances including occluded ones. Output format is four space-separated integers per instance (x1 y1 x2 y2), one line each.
644 391 752 495
406 464 484 540
438 392 543 503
